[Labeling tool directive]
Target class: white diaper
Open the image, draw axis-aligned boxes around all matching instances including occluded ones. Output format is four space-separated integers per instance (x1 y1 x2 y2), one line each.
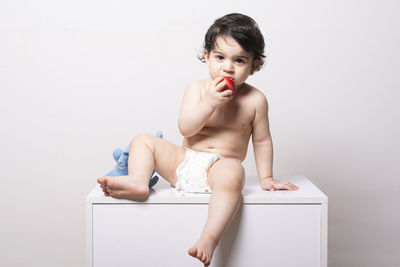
175 147 223 193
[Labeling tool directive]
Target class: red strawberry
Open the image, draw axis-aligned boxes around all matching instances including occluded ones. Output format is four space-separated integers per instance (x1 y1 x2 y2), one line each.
222 76 236 96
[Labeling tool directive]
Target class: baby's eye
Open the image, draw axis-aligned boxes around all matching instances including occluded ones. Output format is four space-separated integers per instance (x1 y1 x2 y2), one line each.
236 59 245 64
216 55 224 60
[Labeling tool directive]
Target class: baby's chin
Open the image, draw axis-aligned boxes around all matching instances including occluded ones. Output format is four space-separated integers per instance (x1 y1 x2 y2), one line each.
234 82 245 90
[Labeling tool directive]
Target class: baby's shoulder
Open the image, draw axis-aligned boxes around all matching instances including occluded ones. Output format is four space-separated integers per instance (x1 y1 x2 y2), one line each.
187 79 207 88
184 79 208 99
241 83 268 104
185 79 207 93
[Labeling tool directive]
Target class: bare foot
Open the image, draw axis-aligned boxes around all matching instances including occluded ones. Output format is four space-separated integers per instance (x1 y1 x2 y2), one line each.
188 235 218 266
97 175 149 199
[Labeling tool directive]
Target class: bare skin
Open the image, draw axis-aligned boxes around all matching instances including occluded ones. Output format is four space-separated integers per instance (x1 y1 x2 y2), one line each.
98 36 299 266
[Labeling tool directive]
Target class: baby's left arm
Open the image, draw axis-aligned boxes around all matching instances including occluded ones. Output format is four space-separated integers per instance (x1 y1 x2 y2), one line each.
251 92 299 191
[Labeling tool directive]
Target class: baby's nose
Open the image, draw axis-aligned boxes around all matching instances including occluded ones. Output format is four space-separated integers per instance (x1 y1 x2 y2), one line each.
223 61 234 72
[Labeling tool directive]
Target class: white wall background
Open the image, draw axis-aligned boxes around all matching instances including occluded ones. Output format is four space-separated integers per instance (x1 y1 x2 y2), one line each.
1 0 399 266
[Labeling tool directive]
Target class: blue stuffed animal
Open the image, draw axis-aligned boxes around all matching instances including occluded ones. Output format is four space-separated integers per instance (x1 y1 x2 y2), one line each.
105 131 163 188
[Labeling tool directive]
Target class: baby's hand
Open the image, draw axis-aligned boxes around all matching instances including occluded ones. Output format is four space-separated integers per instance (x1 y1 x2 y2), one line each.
261 177 299 191
203 76 234 109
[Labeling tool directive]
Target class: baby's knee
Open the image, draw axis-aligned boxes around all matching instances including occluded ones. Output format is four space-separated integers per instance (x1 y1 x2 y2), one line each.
229 165 245 191
214 160 245 192
130 133 154 148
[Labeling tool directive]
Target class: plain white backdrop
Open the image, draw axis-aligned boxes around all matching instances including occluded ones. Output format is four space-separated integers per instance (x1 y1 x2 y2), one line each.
1 0 399 266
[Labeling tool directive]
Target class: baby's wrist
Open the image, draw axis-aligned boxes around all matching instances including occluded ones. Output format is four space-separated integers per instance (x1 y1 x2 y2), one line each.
260 177 274 189
201 98 217 111
260 177 274 183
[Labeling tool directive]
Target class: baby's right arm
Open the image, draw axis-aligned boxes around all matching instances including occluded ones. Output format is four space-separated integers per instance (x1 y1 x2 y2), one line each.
178 77 233 137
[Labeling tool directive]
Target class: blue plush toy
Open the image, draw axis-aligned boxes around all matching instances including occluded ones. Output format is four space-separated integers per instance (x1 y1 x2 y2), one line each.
105 131 163 188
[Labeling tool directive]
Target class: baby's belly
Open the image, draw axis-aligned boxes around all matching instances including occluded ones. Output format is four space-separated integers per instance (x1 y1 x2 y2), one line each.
182 127 251 161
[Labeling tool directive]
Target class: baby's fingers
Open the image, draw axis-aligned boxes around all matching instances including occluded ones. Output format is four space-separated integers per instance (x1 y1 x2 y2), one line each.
212 76 225 86
277 181 299 191
216 79 227 92
261 181 275 191
221 88 234 98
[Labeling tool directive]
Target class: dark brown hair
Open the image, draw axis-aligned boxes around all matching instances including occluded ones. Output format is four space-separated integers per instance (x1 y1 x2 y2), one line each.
199 13 266 72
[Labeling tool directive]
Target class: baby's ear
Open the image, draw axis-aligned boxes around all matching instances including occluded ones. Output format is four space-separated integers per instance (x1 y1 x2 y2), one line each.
203 50 210 62
250 59 260 75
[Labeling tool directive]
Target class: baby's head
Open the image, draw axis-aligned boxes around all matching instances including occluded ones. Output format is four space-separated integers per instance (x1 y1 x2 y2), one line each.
199 13 266 72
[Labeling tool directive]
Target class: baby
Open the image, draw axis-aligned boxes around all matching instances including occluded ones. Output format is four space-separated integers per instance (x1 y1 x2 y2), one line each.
98 13 299 266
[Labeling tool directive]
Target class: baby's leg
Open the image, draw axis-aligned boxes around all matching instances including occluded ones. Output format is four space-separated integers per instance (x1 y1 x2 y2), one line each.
188 158 245 266
98 133 185 199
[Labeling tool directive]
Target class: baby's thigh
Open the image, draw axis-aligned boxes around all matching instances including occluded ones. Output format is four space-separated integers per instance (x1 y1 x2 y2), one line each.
153 137 186 186
133 133 185 186
207 158 245 192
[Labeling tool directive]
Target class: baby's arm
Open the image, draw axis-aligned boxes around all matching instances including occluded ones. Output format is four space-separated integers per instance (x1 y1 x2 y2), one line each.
251 92 299 191
178 77 233 137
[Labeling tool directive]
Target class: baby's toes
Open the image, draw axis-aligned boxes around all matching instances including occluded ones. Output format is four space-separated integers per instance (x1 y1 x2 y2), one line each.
205 256 211 266
101 186 111 196
97 176 107 185
188 247 197 257
196 250 203 261
201 253 207 263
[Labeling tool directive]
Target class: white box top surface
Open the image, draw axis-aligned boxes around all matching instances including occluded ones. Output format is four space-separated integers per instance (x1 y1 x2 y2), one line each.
87 175 327 204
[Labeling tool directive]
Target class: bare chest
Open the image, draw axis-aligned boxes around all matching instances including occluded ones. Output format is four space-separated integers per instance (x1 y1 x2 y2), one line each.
205 100 254 130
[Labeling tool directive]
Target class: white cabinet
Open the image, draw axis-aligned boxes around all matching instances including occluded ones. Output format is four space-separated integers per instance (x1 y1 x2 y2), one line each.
87 175 327 267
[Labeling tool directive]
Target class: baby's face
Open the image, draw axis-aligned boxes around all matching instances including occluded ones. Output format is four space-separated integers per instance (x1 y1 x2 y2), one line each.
204 35 256 88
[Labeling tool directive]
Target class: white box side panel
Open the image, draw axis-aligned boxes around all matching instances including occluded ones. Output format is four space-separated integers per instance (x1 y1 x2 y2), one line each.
93 204 320 267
